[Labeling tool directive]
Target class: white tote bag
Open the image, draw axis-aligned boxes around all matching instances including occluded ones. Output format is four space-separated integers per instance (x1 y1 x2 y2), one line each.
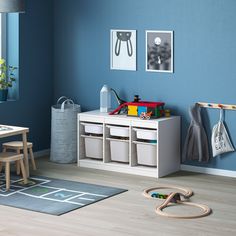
211 109 235 157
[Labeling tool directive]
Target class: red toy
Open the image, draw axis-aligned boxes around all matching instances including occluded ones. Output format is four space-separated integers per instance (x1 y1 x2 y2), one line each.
109 101 165 118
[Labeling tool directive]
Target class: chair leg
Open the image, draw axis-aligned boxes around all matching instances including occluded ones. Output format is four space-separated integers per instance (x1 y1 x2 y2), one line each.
16 149 21 175
19 159 28 185
29 147 36 170
1 147 7 173
16 161 21 175
5 162 10 191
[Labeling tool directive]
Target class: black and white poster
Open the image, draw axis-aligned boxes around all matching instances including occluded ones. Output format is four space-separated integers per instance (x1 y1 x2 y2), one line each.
110 29 137 71
146 31 173 73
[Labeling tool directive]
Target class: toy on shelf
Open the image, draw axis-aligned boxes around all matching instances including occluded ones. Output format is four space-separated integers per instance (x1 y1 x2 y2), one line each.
164 109 171 117
140 111 152 120
109 94 165 119
133 95 141 102
111 88 126 106
110 88 127 114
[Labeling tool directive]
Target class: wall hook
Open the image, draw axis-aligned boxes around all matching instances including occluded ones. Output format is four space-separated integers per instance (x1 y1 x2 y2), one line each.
197 102 236 111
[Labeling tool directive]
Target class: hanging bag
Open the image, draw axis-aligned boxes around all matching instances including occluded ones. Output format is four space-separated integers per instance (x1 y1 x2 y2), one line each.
50 96 81 163
211 109 235 157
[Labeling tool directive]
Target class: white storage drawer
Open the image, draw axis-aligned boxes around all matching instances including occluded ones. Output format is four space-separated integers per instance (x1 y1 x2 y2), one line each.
133 128 157 140
107 125 129 138
81 123 103 135
83 136 103 159
107 138 129 163
134 141 157 166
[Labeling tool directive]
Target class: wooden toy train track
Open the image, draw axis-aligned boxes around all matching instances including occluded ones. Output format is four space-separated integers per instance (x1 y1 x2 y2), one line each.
143 185 211 219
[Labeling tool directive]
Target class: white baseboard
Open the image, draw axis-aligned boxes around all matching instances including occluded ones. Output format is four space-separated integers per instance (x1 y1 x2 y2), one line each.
34 149 50 158
180 164 236 178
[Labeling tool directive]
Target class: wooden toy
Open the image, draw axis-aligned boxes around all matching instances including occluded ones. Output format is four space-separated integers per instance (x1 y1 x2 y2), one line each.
140 111 152 120
164 109 171 117
151 192 180 203
143 185 211 219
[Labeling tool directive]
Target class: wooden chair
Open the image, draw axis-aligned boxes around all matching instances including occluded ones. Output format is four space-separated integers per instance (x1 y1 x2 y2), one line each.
2 141 36 174
0 152 28 191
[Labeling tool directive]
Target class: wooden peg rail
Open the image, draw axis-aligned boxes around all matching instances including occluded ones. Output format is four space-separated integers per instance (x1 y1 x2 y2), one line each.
197 102 236 110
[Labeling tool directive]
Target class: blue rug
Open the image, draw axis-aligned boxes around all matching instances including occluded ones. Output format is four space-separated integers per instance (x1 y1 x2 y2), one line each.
0 174 127 215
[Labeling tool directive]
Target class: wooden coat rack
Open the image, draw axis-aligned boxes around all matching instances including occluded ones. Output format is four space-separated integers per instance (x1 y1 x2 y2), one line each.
197 102 236 110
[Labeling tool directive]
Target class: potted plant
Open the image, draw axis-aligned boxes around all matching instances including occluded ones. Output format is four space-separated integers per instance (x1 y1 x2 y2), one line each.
0 58 17 101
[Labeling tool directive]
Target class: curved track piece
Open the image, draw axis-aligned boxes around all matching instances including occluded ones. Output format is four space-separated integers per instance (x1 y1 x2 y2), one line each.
143 185 211 219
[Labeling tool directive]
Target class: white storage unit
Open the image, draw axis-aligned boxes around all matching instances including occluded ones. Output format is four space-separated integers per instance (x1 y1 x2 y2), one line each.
78 110 180 178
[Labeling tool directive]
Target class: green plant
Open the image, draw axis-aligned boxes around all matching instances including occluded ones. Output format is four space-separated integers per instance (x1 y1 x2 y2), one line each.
0 58 17 90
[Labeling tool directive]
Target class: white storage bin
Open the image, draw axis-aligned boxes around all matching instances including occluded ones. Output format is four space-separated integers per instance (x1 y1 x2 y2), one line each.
81 123 103 135
107 138 129 163
134 141 157 166
133 128 157 140
107 125 129 138
84 136 103 159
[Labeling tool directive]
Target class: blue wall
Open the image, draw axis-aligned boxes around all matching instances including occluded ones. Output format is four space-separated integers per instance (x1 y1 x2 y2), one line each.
0 0 54 151
54 0 236 171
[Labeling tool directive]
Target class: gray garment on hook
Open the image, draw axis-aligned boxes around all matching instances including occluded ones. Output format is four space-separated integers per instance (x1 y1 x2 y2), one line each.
182 104 210 162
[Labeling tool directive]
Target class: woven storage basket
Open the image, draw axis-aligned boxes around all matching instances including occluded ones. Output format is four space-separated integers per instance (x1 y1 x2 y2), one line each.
50 96 81 163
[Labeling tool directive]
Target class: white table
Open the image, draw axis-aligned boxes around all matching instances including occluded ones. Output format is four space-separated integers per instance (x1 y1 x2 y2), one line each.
0 125 30 177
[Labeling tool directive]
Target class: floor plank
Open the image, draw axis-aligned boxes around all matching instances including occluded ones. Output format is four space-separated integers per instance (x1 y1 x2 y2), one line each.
0 156 236 236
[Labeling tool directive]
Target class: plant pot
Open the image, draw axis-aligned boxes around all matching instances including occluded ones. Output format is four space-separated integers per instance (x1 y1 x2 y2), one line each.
0 89 8 101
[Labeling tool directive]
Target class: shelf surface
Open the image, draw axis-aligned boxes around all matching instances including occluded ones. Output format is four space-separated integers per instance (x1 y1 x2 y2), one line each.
79 109 178 123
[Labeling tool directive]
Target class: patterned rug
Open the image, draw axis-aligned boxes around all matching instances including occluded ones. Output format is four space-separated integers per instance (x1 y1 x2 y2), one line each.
0 174 127 215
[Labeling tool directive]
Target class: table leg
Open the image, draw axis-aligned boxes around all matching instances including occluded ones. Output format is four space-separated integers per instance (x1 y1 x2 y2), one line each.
22 132 30 177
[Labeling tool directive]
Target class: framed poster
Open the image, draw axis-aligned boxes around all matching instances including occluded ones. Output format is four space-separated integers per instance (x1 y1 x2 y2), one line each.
110 29 137 71
146 31 173 73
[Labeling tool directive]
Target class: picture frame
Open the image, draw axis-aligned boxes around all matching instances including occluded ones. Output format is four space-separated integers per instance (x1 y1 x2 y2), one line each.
146 30 173 73
110 29 137 71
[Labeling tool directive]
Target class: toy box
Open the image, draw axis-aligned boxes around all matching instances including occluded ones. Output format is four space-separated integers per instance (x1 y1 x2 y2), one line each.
109 101 165 119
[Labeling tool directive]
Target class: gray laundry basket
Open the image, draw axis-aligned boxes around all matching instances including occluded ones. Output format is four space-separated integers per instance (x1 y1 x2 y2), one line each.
50 96 81 163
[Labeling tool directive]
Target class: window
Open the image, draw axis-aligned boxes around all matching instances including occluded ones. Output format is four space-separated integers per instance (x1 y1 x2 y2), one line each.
0 13 19 101
0 13 6 59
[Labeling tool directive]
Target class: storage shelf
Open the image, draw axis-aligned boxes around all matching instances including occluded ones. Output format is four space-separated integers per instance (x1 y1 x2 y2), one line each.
78 110 180 178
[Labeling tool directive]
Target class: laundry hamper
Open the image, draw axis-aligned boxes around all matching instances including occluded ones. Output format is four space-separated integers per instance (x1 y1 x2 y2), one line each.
50 96 81 163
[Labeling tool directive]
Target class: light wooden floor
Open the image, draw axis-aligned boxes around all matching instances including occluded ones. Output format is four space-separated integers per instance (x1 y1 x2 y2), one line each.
0 156 236 236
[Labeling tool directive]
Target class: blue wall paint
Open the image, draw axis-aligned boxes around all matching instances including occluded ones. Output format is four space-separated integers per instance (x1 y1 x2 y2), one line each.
0 0 54 151
54 0 236 171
